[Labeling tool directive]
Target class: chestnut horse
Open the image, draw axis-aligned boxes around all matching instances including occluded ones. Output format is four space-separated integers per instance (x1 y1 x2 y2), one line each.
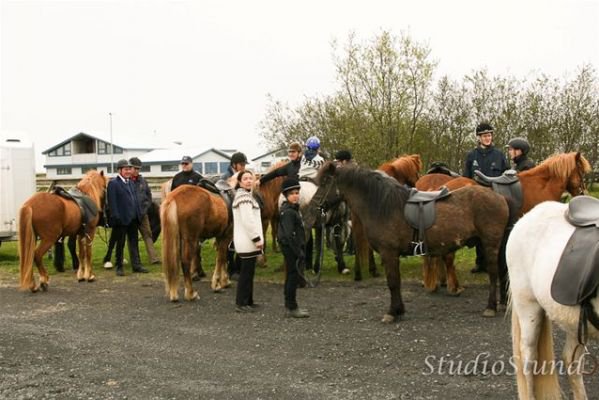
256 161 286 255
19 170 107 291
352 154 422 281
419 152 591 299
310 163 509 321
161 184 232 301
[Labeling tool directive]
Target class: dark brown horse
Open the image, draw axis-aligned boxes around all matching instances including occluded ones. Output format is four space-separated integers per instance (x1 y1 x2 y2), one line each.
310 162 509 321
418 152 592 298
352 154 422 281
161 184 232 301
19 170 107 291
256 161 286 255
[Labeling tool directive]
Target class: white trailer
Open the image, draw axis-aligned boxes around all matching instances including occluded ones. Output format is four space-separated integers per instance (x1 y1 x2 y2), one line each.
0 132 36 243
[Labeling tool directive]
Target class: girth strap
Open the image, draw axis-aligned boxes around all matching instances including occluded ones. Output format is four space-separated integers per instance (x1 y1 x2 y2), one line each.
578 295 599 345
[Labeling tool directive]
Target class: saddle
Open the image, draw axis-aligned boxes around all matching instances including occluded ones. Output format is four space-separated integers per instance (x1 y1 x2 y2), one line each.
403 186 451 255
425 163 461 177
53 186 99 233
552 195 599 344
475 170 522 227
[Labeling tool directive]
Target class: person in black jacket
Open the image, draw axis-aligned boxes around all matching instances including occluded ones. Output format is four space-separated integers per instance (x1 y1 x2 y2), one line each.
463 122 509 274
129 157 160 264
106 159 148 276
278 178 309 318
171 156 204 190
258 142 302 186
506 137 536 172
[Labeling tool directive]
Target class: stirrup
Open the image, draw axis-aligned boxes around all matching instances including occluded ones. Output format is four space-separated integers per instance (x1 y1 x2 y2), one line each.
411 241 426 256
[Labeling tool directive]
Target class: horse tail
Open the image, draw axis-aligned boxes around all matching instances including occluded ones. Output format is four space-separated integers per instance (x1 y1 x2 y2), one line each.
511 307 561 400
18 205 35 290
161 198 180 301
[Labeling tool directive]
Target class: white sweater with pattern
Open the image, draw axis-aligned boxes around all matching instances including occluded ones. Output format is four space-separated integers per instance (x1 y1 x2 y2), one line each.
232 188 263 258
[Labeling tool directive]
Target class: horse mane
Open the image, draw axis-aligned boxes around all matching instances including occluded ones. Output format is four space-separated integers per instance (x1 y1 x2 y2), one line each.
334 165 410 219
522 152 592 180
77 170 106 204
377 154 422 186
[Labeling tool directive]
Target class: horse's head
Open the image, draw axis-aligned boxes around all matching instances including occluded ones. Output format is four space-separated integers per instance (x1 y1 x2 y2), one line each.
565 152 592 197
304 162 340 228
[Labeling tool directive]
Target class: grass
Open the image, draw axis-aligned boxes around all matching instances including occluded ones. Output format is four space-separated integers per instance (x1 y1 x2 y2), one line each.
0 227 489 288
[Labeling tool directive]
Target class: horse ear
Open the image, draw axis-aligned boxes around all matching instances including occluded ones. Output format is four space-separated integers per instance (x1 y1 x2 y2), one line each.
100 170 105 177
323 160 336 175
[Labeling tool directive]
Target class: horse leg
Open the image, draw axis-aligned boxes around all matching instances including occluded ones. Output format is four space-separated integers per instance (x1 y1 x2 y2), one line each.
181 239 198 301
482 242 499 317
562 331 588 400
313 226 322 274
422 255 439 293
68 235 79 271
212 238 230 292
76 236 87 282
380 249 404 323
445 253 464 296
84 233 96 282
498 231 510 306
368 247 378 278
271 216 279 253
34 239 54 292
333 224 349 274
54 239 65 272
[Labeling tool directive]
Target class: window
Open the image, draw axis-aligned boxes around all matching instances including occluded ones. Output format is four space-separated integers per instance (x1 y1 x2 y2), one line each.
204 162 218 175
161 164 179 172
261 161 271 169
63 143 71 156
140 165 151 173
219 162 230 174
57 167 72 175
97 141 109 154
49 150 57 157
81 166 97 174
113 146 123 154
193 163 202 174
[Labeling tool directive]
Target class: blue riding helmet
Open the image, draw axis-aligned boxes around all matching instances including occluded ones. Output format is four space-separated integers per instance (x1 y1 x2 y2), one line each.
305 136 320 150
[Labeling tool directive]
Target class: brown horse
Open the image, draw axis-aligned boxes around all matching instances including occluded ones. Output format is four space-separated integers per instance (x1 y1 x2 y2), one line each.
310 162 509 321
161 184 231 301
19 170 107 292
256 161 286 255
415 174 476 295
419 152 592 298
352 154 422 281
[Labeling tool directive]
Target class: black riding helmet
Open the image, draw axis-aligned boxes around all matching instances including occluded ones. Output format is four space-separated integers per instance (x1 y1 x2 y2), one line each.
476 122 494 135
506 137 530 155
230 152 248 165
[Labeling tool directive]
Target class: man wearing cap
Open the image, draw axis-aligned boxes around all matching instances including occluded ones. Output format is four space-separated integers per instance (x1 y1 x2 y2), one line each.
278 177 309 318
220 152 248 180
171 156 204 191
463 122 509 274
506 137 535 172
129 157 160 264
258 142 303 186
107 159 148 276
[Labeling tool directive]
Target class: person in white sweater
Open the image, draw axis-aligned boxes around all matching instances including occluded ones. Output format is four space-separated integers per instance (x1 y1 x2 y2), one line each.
298 136 325 181
232 170 264 312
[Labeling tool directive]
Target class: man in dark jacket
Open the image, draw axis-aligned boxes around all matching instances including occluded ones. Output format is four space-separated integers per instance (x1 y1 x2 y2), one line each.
278 178 309 318
107 159 148 276
463 122 509 273
171 156 204 190
258 142 302 185
506 137 535 172
129 157 160 264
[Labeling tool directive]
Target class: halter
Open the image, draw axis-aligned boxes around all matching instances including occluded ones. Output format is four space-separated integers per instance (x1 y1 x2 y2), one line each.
574 159 587 196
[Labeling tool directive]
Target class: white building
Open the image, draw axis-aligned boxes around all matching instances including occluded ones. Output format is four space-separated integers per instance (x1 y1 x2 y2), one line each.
42 132 237 179
251 148 287 174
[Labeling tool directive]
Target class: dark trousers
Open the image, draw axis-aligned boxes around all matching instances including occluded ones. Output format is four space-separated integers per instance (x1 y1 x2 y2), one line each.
282 245 300 310
227 243 241 276
112 220 141 269
236 257 257 306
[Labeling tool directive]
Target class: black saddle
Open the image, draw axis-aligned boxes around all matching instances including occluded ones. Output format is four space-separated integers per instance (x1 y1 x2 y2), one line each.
552 196 599 344
403 187 451 255
53 186 99 232
425 163 460 177
475 170 522 227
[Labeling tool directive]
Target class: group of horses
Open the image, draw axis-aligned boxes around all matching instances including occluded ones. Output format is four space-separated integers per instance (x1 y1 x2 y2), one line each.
15 150 597 399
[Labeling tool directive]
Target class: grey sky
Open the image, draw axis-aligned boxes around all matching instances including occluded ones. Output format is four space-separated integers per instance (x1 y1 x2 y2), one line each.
2 0 598 171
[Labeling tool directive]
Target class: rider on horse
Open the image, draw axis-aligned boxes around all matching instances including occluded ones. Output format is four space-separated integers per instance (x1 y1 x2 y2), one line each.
298 136 325 182
258 142 303 185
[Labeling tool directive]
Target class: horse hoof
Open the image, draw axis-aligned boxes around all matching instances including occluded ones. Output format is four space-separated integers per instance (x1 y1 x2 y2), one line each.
381 314 396 324
447 287 465 297
482 308 497 318
78 278 85 282
87 276 96 283
185 292 199 301
424 286 439 294
40 282 48 292
169 296 179 303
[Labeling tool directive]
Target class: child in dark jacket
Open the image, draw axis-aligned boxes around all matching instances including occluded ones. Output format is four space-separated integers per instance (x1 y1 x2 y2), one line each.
278 178 309 318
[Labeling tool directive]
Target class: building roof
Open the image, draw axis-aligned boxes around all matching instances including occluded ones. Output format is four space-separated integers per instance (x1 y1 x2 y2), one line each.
251 148 286 161
42 131 176 154
138 147 234 164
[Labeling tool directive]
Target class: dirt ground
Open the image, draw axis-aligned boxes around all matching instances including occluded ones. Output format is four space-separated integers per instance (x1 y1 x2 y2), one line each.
1 273 598 400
